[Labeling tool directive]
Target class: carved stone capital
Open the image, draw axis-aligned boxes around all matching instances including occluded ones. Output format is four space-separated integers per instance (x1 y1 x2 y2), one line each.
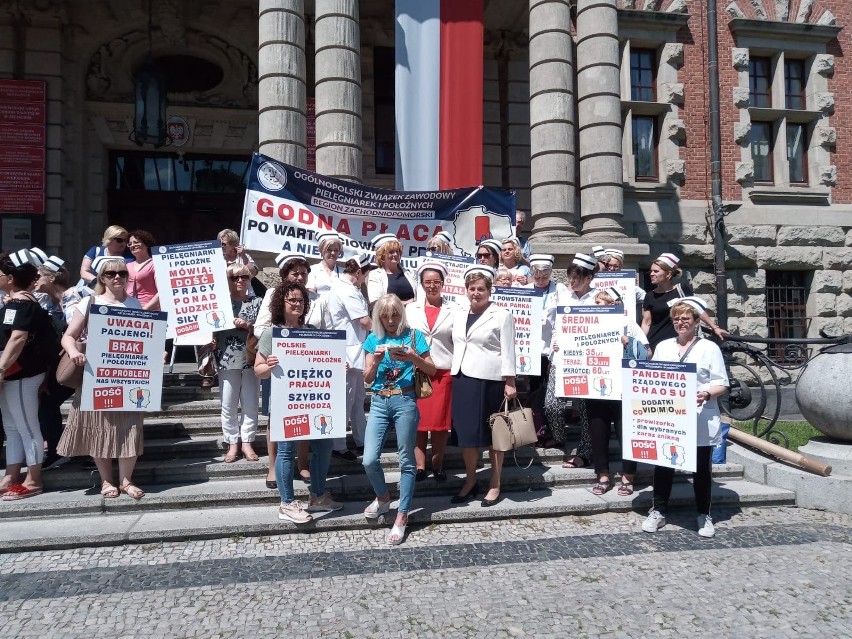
666 159 686 184
816 92 835 114
820 165 837 186
662 82 684 105
734 121 751 145
732 86 750 109
732 48 750 71
814 126 837 148
735 161 754 183
662 43 684 68
815 54 835 77
665 117 686 141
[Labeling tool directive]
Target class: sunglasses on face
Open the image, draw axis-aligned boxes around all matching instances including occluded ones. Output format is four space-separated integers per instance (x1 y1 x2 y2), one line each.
476 253 492 259
229 275 251 281
111 237 127 244
103 270 128 279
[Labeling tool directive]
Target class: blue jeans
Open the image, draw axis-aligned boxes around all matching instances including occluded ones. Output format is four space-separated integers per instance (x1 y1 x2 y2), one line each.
274 438 334 503
362 393 419 513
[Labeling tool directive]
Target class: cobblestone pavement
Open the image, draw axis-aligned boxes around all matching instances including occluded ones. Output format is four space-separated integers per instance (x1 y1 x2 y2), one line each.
1 506 850 638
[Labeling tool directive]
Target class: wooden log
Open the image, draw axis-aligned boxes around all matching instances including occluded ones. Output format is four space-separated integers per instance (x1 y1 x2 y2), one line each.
726 426 832 477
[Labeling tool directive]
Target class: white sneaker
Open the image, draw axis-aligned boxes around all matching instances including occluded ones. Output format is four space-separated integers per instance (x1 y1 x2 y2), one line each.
307 491 343 512
278 500 313 524
697 514 716 538
642 509 666 533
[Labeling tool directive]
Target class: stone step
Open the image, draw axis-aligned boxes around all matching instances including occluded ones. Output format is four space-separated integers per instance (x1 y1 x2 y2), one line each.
13 461 750 520
0 478 797 552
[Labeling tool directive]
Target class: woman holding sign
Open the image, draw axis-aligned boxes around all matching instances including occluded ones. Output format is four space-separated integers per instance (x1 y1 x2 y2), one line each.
362 294 436 545
450 265 516 507
642 297 729 538
57 256 145 500
254 281 343 524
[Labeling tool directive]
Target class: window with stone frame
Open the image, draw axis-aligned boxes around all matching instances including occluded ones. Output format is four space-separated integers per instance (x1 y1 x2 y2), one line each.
618 10 689 191
765 270 810 364
730 19 840 203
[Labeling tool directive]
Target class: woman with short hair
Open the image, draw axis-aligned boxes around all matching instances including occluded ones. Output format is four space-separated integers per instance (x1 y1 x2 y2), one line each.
0 250 60 500
642 298 729 538
79 225 134 287
450 266 516 507
427 231 453 255
255 281 343 523
125 230 160 311
307 231 343 297
406 262 455 482
366 234 418 308
500 238 531 286
362 294 436 544
215 263 262 463
57 256 146 499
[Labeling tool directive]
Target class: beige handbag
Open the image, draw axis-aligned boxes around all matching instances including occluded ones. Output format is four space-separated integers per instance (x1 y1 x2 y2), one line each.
489 397 538 457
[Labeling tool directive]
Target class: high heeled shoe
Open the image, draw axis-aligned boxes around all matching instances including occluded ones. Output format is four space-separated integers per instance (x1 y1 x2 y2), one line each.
481 491 502 507
450 483 480 504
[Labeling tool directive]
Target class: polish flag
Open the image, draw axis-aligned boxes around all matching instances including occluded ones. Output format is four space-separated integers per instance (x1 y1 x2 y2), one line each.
395 0 484 191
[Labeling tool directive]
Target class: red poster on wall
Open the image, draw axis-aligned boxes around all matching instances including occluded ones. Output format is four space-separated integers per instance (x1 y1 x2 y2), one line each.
0 80 46 215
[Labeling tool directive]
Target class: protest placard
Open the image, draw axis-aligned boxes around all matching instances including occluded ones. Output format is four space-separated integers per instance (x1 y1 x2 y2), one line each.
269 328 347 442
152 240 234 339
240 152 516 266
621 359 698 472
491 287 543 376
554 305 626 400
593 270 637 321
81 304 168 412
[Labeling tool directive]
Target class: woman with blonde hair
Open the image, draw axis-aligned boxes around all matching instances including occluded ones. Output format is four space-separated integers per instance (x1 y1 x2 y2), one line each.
362 294 436 544
426 230 453 255
57 256 146 499
79 225 134 286
366 234 417 309
500 238 530 286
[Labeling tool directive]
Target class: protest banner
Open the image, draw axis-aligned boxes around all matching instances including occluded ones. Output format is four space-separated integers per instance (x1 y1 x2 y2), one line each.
152 240 234 339
621 359 698 472
554 305 625 400
269 328 347 442
491 287 543 376
81 305 168 412
592 270 637 321
240 152 516 267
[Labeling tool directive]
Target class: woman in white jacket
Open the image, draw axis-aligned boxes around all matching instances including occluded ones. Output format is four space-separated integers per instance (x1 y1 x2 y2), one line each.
450 265 516 507
406 261 455 482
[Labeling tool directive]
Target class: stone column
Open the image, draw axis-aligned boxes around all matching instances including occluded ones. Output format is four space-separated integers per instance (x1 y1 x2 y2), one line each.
575 0 627 239
528 0 578 242
258 0 306 166
314 0 362 182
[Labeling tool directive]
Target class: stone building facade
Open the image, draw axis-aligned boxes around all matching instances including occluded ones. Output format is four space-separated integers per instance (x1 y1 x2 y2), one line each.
0 0 850 343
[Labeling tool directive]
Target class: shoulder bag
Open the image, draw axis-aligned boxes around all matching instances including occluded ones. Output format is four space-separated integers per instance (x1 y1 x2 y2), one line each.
409 328 433 398
489 397 538 466
56 297 93 389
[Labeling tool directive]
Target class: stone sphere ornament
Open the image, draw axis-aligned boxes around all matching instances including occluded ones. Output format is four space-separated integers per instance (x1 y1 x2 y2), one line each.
795 343 852 442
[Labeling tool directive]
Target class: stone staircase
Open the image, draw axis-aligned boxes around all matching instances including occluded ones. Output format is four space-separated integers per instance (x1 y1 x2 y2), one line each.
0 372 797 551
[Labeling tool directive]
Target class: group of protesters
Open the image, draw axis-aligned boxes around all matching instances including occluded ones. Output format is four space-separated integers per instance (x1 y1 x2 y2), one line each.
0 214 730 544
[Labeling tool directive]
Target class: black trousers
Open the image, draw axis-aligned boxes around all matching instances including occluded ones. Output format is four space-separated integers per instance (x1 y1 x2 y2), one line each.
652 445 713 515
586 398 638 476
39 373 75 457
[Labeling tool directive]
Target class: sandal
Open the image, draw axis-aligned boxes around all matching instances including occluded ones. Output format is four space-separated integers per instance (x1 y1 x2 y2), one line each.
617 481 635 496
224 449 239 463
387 522 407 545
562 455 587 469
119 482 145 500
592 479 612 495
100 481 119 498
